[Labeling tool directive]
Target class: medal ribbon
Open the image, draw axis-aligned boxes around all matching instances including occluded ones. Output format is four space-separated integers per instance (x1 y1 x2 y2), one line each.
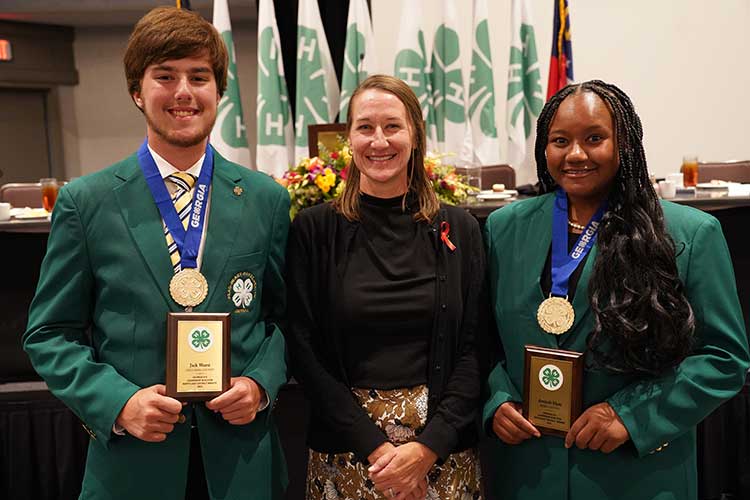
551 188 606 297
138 139 214 270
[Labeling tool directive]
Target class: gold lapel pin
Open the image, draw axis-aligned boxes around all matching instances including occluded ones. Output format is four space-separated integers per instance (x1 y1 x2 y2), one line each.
233 186 243 196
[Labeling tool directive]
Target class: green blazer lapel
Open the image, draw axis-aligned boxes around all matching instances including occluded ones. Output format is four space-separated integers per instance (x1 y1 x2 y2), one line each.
528 196 557 350
198 155 244 309
113 154 174 307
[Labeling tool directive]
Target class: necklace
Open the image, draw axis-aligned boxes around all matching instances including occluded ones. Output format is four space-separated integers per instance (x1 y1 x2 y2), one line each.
567 219 586 231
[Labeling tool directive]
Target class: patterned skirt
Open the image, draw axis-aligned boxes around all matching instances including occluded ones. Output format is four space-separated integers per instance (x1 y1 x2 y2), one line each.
306 385 482 500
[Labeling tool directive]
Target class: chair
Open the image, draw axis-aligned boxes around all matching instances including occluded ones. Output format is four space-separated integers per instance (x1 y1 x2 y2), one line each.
0 182 42 208
307 123 347 158
455 164 517 190
697 160 750 183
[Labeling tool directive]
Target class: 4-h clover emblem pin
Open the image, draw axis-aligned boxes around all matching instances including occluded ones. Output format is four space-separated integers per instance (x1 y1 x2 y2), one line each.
227 272 257 312
189 327 213 353
538 364 563 392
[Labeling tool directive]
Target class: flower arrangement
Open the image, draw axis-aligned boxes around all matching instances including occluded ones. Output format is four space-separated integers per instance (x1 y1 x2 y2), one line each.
276 137 477 218
424 152 476 206
276 137 350 219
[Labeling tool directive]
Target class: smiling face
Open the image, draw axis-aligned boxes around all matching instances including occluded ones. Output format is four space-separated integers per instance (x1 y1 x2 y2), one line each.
348 88 414 198
545 91 620 204
132 51 220 153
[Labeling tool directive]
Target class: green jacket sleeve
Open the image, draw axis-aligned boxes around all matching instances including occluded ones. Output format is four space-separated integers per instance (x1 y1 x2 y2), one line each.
481 213 523 434
23 187 140 447
241 188 290 408
608 216 750 457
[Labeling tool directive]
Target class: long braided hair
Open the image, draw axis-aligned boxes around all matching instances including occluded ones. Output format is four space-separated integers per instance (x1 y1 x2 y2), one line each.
535 80 695 376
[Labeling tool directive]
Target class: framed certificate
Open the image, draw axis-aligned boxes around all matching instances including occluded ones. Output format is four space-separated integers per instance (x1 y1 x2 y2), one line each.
166 312 230 401
522 345 583 436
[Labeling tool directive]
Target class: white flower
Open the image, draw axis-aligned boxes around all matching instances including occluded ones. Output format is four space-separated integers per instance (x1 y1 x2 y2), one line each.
232 278 254 307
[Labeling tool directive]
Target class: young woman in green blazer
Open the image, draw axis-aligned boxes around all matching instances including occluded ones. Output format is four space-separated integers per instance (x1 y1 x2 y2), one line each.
483 80 750 500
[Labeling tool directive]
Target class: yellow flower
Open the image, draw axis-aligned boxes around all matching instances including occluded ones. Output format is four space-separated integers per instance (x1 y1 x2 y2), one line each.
315 167 336 193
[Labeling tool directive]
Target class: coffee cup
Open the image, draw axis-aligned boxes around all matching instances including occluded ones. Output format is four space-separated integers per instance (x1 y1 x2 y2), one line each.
658 180 677 199
666 173 684 188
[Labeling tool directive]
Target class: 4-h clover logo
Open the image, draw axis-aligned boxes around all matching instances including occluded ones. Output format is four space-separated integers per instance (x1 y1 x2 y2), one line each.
227 272 257 311
538 364 563 392
232 278 254 308
189 328 213 353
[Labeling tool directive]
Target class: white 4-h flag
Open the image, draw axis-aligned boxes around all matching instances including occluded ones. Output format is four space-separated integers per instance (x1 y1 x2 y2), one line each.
507 0 544 185
338 0 377 123
393 0 438 152
295 0 340 161
211 0 251 168
468 0 500 165
256 0 294 177
430 0 471 164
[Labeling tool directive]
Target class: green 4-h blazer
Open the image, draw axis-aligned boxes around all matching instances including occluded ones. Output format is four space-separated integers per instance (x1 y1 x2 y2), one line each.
483 193 750 500
23 151 290 500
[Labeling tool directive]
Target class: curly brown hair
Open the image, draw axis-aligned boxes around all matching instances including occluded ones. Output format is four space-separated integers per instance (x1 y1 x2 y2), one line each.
123 6 228 100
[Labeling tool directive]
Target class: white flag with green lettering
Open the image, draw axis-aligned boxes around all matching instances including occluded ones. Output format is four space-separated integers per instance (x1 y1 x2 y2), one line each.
211 0 251 168
393 0 438 151
256 0 294 177
338 0 377 123
507 0 544 185
295 0 340 161
430 0 470 164
468 0 500 165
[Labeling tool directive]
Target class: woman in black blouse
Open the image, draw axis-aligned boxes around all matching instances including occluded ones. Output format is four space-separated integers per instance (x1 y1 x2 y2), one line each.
286 75 485 500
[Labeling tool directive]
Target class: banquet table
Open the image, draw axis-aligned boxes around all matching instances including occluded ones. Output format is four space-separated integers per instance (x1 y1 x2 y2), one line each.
1 193 749 500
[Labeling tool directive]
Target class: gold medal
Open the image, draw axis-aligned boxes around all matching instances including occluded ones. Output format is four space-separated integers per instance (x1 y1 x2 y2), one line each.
537 296 575 335
169 268 208 307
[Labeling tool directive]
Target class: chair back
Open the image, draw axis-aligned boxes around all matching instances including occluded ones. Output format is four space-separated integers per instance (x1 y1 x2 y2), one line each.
697 160 750 183
0 183 42 208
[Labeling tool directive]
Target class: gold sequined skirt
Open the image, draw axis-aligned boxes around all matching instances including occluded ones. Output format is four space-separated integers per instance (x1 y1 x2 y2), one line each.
306 385 482 500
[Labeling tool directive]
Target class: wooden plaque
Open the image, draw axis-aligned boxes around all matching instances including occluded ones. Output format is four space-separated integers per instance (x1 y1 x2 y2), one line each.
522 345 583 437
166 312 231 401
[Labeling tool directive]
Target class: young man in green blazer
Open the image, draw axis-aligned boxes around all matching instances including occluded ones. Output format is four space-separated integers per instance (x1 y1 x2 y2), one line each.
23 7 289 499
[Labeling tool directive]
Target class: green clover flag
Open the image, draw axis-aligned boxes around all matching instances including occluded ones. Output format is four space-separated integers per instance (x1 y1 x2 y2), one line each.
211 0 251 168
430 0 471 164
468 0 500 165
256 0 294 177
338 0 377 123
393 0 438 151
506 0 544 185
295 0 340 162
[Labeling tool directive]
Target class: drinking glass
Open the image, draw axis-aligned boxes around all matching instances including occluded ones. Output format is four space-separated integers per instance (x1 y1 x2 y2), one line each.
40 178 59 212
681 155 699 187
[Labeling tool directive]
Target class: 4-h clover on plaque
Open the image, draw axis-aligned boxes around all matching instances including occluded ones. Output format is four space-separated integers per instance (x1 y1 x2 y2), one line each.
523 345 583 436
166 313 231 401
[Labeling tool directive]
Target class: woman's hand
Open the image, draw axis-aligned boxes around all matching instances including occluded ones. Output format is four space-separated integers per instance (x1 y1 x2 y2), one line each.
492 401 540 444
565 402 630 453
368 442 437 499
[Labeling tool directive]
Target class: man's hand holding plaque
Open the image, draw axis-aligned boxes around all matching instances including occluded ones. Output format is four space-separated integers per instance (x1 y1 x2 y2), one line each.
206 376 264 425
116 384 183 442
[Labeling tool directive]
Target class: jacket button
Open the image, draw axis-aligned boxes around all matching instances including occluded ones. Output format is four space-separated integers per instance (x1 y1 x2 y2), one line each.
435 365 441 371
441 304 447 310
439 275 447 281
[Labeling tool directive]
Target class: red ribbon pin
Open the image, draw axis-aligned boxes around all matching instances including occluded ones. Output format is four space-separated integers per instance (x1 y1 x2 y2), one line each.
440 221 456 252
